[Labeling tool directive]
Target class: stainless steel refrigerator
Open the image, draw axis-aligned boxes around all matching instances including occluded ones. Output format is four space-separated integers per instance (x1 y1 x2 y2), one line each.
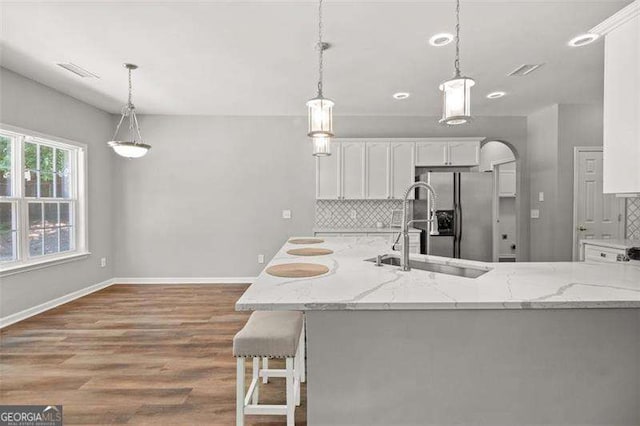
413 171 493 262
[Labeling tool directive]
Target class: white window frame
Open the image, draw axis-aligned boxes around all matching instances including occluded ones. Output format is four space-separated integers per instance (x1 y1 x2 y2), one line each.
0 124 89 276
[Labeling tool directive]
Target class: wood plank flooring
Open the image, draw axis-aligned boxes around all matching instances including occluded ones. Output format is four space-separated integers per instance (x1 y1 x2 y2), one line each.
0 284 307 425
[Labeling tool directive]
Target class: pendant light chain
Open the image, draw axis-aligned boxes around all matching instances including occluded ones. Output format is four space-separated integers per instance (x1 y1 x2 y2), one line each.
127 66 134 107
317 0 324 97
454 0 461 76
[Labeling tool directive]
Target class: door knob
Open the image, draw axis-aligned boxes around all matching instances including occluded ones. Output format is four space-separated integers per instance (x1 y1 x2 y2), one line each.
577 225 587 231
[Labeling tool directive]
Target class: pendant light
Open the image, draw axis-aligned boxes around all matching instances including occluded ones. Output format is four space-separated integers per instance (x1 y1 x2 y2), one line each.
108 64 151 158
439 0 475 126
307 0 334 156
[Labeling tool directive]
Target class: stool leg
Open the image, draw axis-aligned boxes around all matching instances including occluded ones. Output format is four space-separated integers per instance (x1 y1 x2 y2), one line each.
286 357 295 426
300 323 306 383
236 357 245 426
262 357 269 384
252 357 260 404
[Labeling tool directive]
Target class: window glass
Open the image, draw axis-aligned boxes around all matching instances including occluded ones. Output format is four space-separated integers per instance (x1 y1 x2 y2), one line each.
0 202 16 261
0 136 12 197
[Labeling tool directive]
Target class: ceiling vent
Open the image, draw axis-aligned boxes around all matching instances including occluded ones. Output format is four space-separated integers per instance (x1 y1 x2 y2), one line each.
56 63 100 78
508 63 544 77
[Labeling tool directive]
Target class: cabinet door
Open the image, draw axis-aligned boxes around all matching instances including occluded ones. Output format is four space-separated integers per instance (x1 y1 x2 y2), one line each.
341 142 366 199
316 149 340 199
416 142 447 166
390 142 415 199
366 142 390 199
603 14 640 194
498 169 516 197
448 141 480 166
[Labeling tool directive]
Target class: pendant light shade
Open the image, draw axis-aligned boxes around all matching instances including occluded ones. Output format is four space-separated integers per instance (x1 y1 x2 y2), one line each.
440 0 474 126
439 75 475 125
307 96 334 138
312 136 331 157
108 141 150 158
108 64 151 158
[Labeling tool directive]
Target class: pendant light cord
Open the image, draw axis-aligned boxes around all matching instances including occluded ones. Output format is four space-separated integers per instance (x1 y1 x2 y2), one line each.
454 0 461 76
317 0 324 97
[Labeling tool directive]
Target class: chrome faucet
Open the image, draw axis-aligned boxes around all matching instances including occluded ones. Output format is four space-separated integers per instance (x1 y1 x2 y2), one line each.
401 181 439 271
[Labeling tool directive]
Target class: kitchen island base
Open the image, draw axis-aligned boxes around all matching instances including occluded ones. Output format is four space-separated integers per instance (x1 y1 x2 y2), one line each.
306 309 640 425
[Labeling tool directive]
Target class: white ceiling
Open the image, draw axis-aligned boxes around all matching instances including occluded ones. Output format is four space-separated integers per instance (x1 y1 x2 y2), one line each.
0 0 631 116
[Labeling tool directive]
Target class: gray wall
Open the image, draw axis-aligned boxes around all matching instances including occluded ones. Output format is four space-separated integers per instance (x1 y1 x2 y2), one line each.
527 105 560 262
114 115 529 278
0 68 115 317
112 115 317 278
527 103 604 262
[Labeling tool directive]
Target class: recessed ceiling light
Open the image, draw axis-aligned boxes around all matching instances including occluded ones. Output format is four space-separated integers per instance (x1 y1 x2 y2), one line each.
429 33 454 47
568 33 600 47
393 92 410 100
486 91 506 99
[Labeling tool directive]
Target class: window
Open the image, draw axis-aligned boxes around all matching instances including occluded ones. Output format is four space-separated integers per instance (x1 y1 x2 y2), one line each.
0 127 87 273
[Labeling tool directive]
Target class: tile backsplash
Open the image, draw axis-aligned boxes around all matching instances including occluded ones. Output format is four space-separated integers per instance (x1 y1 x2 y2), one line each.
627 198 640 240
315 200 404 228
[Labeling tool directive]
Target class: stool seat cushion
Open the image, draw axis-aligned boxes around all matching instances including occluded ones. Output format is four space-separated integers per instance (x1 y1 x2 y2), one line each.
233 311 303 358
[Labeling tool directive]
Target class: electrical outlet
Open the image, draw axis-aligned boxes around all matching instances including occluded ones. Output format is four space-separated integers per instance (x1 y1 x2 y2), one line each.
100 257 107 268
282 210 291 219
531 209 540 219
350 210 357 220
258 254 265 264
539 192 544 202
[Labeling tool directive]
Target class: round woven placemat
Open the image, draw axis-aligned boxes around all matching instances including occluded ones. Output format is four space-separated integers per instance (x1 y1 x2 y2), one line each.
287 248 334 256
288 238 324 245
266 263 329 278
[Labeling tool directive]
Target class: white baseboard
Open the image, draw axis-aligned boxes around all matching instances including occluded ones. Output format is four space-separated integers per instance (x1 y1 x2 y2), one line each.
113 277 256 284
0 278 115 329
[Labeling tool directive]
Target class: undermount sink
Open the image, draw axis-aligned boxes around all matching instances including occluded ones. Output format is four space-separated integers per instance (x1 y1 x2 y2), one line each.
364 255 489 279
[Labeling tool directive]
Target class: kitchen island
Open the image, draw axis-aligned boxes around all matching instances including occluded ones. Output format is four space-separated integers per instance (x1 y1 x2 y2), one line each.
236 237 640 425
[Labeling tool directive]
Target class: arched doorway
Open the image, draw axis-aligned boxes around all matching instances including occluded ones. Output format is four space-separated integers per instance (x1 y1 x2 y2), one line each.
480 140 519 262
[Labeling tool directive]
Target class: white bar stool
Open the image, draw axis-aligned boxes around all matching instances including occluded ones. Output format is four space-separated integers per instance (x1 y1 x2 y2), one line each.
233 311 305 426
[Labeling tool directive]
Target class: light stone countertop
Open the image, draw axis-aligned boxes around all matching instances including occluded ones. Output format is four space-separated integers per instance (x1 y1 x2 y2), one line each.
236 236 640 311
313 227 420 234
580 238 640 250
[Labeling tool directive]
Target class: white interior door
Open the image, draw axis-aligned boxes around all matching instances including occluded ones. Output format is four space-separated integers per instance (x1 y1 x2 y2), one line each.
574 148 624 259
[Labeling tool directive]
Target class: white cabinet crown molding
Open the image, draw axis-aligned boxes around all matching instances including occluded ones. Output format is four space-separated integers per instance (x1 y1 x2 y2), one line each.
590 0 639 35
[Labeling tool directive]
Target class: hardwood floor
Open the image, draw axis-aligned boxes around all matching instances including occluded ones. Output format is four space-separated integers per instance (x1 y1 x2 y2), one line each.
0 284 307 425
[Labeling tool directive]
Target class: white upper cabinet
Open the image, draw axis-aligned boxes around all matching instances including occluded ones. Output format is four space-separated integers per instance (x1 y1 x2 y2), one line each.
596 2 640 194
316 138 481 200
498 169 516 197
448 140 480 166
416 141 448 166
415 138 481 167
366 142 390 199
316 146 340 199
390 142 415 199
341 142 366 199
